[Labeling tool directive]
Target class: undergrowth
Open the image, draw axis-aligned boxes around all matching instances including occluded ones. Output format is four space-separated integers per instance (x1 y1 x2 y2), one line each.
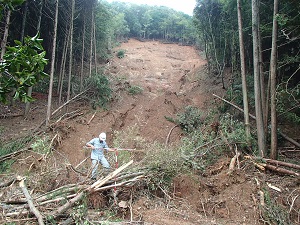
0 135 32 172
261 189 292 225
86 72 112 109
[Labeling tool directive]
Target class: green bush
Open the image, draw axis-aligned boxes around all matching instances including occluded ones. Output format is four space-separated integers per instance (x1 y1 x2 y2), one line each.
87 73 112 109
127 85 143 95
0 135 32 173
31 135 51 154
116 49 126 59
176 105 202 134
277 83 300 124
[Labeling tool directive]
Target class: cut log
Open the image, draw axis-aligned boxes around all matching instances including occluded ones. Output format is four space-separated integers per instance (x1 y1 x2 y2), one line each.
18 177 45 225
263 158 300 170
261 163 299 176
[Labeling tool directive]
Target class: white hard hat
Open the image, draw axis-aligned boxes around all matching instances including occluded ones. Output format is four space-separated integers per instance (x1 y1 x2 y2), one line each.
99 132 106 141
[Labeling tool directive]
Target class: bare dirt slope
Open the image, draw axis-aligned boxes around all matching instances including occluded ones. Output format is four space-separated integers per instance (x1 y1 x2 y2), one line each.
1 39 299 225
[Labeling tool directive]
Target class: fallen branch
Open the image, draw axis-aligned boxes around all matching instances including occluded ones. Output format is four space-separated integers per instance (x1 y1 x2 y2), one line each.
18 177 45 225
261 163 299 176
90 160 134 191
54 110 81 124
0 176 16 188
165 125 179 147
227 151 241 175
213 94 300 148
33 90 87 132
52 192 85 217
0 148 29 163
263 158 300 170
87 112 96 125
48 160 134 219
278 132 300 148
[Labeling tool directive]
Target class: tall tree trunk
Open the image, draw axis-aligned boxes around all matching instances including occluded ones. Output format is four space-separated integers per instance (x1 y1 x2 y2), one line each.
89 10 94 77
46 0 59 126
26 0 44 116
58 30 70 105
237 0 251 142
93 17 97 75
36 0 44 32
1 9 11 60
258 20 267 133
269 0 279 159
20 0 28 43
252 0 266 156
67 0 75 101
80 15 86 92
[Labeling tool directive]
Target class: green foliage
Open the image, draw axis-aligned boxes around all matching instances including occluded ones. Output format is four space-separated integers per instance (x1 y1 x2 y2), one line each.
116 49 126 59
176 105 202 134
180 111 256 172
0 159 13 173
87 73 112 109
31 135 51 154
143 142 188 190
0 35 48 104
0 0 24 11
0 135 32 172
262 188 291 225
71 199 90 225
0 135 32 157
277 83 300 124
109 1 196 43
127 85 143 95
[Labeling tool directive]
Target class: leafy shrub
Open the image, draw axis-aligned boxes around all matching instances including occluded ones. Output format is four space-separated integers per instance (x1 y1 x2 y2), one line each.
180 112 256 172
143 142 187 190
0 136 32 172
262 189 291 225
0 35 48 103
127 85 143 95
31 136 51 154
176 105 202 133
116 49 126 59
277 83 300 124
87 73 112 109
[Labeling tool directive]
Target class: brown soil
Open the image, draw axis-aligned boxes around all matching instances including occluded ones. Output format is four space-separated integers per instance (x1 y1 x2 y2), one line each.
1 39 299 225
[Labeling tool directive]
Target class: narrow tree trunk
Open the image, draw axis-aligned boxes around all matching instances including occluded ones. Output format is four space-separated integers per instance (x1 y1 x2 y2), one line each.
20 0 28 43
93 17 97 75
1 9 11 60
26 0 44 116
37 0 44 32
80 15 86 92
269 0 279 159
58 30 70 104
89 10 94 77
237 0 251 142
46 0 59 126
67 0 75 102
252 0 266 156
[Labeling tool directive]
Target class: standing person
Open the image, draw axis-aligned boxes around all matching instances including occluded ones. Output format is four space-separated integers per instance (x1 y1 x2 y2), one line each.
86 132 115 180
